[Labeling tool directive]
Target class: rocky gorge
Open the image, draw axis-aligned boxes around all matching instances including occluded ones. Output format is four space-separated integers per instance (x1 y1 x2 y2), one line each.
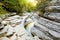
0 0 60 40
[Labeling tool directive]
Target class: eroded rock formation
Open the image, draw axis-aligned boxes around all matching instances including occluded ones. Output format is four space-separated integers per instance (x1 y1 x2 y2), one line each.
0 0 60 40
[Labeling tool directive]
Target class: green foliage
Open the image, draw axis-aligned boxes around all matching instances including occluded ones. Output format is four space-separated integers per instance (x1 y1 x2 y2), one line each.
18 0 37 12
2 0 36 13
3 0 20 12
0 0 50 16
0 3 7 17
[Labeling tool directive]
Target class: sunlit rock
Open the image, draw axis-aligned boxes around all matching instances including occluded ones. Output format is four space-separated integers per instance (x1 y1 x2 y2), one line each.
0 18 2 22
0 37 10 40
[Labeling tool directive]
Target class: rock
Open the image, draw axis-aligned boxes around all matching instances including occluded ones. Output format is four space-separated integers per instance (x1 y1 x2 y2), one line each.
31 27 53 40
49 30 60 38
46 6 60 10
10 33 17 40
1 21 8 25
0 25 8 34
8 13 16 17
44 0 60 23
1 15 6 20
50 0 57 3
33 36 40 40
9 19 22 24
50 0 60 6
45 6 60 12
0 37 10 40
38 17 60 33
6 25 14 36
44 13 60 22
25 21 35 36
32 16 60 39
0 18 2 22
0 25 4 30
14 25 26 36
0 9 60 40
5 15 20 21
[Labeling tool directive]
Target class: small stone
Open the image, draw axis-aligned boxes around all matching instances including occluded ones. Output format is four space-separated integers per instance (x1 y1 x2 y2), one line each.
1 21 7 25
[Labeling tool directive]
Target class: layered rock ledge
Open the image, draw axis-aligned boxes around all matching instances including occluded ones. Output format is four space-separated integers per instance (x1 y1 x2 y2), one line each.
0 12 60 40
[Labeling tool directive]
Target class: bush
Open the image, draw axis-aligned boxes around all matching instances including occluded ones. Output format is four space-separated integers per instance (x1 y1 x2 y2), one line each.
0 3 7 17
2 0 20 12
